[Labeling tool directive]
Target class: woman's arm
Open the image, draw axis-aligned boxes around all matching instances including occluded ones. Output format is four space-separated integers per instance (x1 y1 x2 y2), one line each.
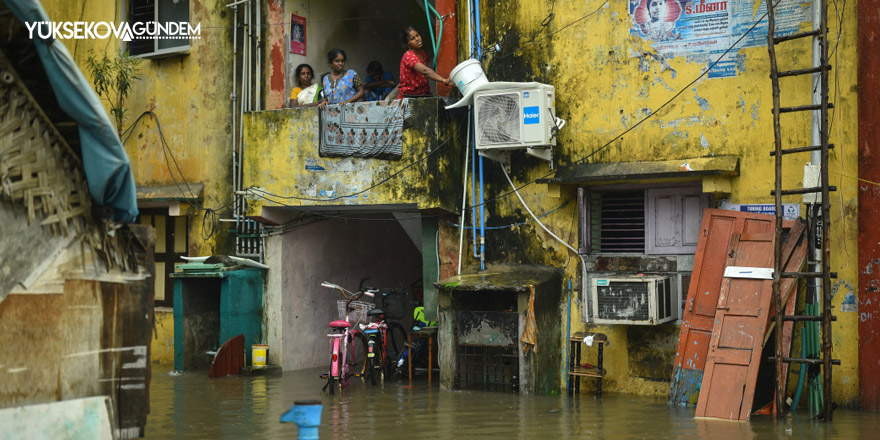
413 62 452 86
343 85 366 104
363 79 396 89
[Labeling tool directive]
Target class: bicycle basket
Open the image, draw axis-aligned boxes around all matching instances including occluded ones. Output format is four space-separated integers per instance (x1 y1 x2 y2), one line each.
337 300 376 325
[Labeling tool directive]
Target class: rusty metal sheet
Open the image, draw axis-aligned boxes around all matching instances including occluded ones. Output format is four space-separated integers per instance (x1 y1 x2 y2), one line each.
858 0 880 411
670 209 776 407
209 334 245 379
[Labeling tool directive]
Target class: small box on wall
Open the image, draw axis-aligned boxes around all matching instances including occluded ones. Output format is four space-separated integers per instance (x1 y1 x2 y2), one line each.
290 14 306 55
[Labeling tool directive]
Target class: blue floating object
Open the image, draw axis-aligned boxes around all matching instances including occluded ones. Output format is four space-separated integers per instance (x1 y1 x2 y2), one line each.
281 400 323 440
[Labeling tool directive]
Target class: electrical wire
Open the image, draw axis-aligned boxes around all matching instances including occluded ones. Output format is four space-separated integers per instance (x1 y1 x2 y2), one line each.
243 108 465 203
443 200 570 230
491 1 608 59
472 1 784 214
121 111 235 240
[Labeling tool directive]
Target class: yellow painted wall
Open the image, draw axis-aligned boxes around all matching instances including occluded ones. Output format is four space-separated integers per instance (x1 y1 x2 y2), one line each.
462 0 859 404
41 0 236 257
151 309 175 364
241 101 463 214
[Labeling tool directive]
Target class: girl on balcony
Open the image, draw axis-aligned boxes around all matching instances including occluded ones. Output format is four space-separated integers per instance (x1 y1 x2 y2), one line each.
288 64 323 108
321 49 365 105
398 26 451 98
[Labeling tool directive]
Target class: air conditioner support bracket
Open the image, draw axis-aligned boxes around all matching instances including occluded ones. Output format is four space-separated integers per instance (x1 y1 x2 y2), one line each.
478 150 511 174
526 147 553 169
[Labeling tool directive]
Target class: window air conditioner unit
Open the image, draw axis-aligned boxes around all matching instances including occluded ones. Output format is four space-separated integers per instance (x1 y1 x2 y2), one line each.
473 83 557 152
590 275 674 325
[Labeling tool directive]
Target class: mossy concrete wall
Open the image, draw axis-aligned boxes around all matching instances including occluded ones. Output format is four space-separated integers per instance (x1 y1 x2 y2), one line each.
151 309 175 365
457 0 860 404
41 0 236 258
241 99 464 213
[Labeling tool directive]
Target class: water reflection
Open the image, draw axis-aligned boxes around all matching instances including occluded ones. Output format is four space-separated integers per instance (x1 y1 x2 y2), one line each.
145 365 877 439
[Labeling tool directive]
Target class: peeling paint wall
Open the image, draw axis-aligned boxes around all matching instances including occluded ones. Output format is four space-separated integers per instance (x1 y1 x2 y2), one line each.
241 100 463 213
42 0 236 258
459 0 860 404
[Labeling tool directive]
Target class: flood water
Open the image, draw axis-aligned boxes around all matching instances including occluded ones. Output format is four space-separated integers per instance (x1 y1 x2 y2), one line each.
144 364 877 439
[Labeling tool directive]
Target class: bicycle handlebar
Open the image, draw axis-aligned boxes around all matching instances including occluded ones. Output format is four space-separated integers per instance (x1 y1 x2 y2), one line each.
321 281 376 298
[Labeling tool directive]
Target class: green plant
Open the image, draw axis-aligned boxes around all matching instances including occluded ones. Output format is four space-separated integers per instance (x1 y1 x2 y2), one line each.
86 49 143 137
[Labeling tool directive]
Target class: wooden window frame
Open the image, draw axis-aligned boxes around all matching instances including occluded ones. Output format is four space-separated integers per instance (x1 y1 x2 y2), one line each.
579 183 709 256
137 209 188 307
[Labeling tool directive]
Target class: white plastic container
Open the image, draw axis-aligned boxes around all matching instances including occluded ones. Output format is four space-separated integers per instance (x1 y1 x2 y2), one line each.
449 59 488 96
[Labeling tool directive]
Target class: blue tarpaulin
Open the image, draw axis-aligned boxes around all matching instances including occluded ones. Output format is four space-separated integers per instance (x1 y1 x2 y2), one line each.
6 0 139 222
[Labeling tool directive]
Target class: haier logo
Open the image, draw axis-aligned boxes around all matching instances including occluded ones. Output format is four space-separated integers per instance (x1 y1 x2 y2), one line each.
523 106 540 125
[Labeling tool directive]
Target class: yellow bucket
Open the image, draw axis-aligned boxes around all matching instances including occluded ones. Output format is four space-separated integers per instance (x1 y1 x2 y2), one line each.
252 344 269 368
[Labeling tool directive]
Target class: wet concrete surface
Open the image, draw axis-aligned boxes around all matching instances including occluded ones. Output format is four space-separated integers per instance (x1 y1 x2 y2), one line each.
145 364 878 439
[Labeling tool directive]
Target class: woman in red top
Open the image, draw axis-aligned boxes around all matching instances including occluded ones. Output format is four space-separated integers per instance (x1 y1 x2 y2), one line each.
398 26 451 98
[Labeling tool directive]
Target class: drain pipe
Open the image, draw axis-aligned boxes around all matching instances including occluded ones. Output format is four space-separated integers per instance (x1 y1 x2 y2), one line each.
228 2 239 228
467 1 478 262
256 0 261 111
473 0 485 271
564 278 572 392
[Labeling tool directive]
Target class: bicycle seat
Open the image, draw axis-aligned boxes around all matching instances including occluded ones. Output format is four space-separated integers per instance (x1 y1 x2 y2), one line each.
328 320 351 328
367 308 385 317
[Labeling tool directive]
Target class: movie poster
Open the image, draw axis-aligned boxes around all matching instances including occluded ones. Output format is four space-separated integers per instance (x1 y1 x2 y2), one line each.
290 14 306 55
629 0 813 78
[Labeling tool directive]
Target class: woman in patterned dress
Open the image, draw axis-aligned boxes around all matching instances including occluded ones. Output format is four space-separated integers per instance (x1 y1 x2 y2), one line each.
321 49 365 105
397 26 451 98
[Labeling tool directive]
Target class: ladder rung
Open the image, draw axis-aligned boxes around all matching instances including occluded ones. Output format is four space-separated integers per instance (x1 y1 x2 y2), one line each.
778 103 834 113
772 186 837 196
781 271 838 279
770 144 834 156
773 29 823 44
782 315 837 322
769 356 841 366
775 65 831 78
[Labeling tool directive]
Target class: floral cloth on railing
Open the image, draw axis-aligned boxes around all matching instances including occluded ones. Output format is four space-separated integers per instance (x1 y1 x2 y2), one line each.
319 99 411 160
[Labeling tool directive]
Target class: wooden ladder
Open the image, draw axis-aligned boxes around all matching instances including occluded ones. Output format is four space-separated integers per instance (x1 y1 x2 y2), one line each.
767 0 839 420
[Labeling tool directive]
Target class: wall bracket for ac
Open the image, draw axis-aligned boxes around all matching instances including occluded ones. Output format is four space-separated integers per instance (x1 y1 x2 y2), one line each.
478 149 511 173
478 147 553 173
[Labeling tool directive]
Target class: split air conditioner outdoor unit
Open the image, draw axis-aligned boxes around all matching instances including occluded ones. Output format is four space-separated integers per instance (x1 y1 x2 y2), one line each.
590 275 674 325
473 82 558 164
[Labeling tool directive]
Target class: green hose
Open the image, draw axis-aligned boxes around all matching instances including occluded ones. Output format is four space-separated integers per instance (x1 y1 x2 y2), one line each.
423 0 443 69
790 324 807 410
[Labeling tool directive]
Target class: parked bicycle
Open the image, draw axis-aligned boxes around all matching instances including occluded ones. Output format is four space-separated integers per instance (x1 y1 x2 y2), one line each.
320 281 374 394
361 280 412 380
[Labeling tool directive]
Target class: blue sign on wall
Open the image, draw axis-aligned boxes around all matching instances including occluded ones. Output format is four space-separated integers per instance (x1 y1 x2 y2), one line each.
523 106 540 125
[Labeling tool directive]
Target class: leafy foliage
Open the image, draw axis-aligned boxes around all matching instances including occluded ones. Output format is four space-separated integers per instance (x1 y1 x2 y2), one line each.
85 49 143 137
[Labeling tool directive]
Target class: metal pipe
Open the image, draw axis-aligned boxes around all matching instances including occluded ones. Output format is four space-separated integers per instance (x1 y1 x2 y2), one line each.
238 3 248 251
256 0 261 111
231 6 238 224
471 118 478 258
473 0 485 270
479 154 485 271
457 109 471 275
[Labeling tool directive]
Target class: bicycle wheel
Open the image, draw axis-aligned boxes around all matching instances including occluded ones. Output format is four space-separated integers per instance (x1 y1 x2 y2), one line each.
385 322 408 377
344 331 368 385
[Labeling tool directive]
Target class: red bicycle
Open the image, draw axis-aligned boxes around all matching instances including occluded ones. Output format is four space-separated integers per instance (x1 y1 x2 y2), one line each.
320 281 374 394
